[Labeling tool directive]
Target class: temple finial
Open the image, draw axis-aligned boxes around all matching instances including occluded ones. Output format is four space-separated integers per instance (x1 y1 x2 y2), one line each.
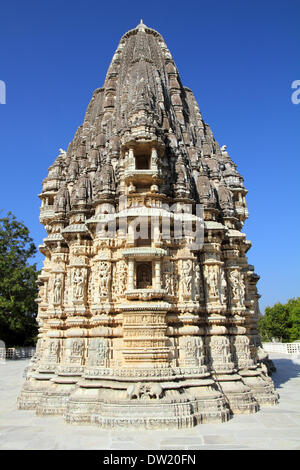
137 18 147 30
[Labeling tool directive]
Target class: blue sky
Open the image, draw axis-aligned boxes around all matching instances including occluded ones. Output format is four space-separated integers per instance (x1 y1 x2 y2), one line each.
0 0 299 312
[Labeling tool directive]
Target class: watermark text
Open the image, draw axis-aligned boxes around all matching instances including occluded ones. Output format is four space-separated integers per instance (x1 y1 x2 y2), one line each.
291 80 300 104
0 80 6 104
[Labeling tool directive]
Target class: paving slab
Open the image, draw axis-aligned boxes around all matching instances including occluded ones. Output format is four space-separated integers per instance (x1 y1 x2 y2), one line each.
0 353 300 450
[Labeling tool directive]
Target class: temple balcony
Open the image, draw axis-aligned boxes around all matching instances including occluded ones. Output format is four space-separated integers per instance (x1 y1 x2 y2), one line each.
125 288 167 301
39 205 55 222
123 146 162 189
122 249 166 294
122 247 167 258
124 168 161 186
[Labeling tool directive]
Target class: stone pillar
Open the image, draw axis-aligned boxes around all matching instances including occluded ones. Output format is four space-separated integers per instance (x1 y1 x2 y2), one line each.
154 259 161 290
151 147 158 170
128 259 135 290
128 148 135 170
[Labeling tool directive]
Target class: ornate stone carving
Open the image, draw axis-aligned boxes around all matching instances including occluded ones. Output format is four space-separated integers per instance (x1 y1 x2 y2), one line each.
193 264 201 300
88 338 109 367
66 338 85 365
112 260 127 297
179 336 204 367
204 265 219 298
53 275 63 305
72 268 85 301
231 335 253 369
208 335 234 372
41 338 61 365
218 268 227 304
54 183 71 214
98 261 111 298
229 269 245 306
181 259 193 297
18 21 277 428
127 382 163 400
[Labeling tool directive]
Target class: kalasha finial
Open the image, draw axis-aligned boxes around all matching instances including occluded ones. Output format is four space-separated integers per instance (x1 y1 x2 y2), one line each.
137 19 146 30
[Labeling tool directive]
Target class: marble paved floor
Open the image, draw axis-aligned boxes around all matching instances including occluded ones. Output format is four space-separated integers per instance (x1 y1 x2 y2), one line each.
0 353 300 450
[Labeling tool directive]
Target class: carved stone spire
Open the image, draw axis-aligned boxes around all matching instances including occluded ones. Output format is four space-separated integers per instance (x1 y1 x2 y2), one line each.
19 22 278 429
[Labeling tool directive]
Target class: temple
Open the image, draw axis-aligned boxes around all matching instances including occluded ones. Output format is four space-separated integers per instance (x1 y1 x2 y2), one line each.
18 21 278 428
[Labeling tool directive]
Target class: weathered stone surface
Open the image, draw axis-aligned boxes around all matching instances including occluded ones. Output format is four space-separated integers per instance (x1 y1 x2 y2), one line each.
18 20 278 428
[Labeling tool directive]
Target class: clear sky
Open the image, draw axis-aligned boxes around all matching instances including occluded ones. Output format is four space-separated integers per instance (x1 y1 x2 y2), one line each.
0 0 299 313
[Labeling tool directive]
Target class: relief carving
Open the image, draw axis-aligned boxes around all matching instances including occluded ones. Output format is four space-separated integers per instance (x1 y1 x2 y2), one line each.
204 265 219 298
98 261 111 298
72 268 86 301
53 275 63 305
127 382 163 400
229 269 245 306
181 259 193 296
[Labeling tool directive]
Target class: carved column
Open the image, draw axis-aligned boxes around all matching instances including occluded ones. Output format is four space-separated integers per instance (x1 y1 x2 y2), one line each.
128 258 135 290
154 259 161 290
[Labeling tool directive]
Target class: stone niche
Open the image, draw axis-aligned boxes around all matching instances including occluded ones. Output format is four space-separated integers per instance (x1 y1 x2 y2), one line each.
136 262 152 289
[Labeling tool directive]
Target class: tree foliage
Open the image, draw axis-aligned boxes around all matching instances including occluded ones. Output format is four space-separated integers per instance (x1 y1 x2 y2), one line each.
259 297 300 342
0 212 39 346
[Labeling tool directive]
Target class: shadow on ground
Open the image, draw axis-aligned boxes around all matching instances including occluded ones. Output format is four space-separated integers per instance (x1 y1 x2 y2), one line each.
271 358 300 389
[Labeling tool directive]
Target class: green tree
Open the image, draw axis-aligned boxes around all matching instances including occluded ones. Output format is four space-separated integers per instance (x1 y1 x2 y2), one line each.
287 298 300 342
259 302 290 342
259 297 300 343
0 211 39 346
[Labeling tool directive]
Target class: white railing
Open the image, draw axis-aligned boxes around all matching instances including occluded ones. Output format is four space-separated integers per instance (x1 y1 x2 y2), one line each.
263 342 300 355
2 343 299 359
0 347 36 360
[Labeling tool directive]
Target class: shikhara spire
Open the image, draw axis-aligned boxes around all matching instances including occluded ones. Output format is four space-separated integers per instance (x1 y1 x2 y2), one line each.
18 23 277 428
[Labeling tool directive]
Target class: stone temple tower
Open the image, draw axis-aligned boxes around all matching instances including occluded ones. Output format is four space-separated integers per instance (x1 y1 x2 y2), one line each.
18 21 278 428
